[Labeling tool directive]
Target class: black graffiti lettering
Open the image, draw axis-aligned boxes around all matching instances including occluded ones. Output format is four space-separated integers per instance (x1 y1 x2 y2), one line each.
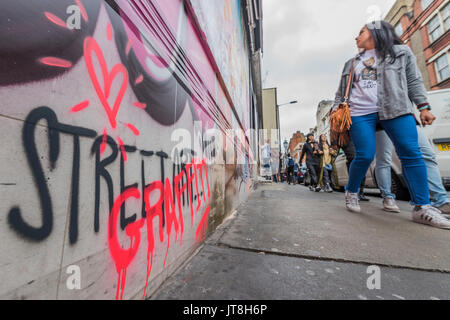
140 150 154 157
140 150 154 219
172 149 181 201
124 145 137 153
180 149 195 206
68 134 81 244
8 108 209 245
9 107 96 243
155 151 168 226
120 146 138 230
91 135 118 234
141 160 147 219
59 122 96 244
203 137 216 161
8 107 60 241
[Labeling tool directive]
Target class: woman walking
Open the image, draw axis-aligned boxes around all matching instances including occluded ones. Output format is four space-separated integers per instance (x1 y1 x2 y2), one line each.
332 21 450 229
317 134 338 193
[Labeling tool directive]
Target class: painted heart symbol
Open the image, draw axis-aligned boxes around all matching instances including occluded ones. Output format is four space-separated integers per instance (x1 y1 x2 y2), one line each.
84 36 128 129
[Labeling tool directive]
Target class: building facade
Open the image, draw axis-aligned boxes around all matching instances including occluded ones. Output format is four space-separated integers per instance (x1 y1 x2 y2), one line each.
262 87 281 176
386 0 450 90
287 131 306 163
316 100 334 140
0 0 262 299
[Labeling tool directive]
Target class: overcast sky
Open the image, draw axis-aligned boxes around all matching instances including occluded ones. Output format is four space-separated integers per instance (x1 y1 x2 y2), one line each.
262 0 397 143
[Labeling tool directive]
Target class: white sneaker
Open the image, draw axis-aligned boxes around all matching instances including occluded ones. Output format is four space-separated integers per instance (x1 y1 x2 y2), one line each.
412 205 450 229
434 203 450 220
383 198 400 213
345 191 360 213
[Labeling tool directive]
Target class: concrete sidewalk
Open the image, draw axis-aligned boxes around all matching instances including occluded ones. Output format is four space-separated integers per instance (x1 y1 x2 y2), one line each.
151 183 450 300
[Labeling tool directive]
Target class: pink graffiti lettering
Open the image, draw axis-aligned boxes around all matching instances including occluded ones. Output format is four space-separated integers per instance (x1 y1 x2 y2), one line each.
84 37 129 129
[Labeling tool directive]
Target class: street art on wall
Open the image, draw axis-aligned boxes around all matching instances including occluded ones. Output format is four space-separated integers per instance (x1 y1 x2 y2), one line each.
191 0 251 132
0 0 254 300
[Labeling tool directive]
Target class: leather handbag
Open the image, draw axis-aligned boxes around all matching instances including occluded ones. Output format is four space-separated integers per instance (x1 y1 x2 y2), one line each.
330 59 355 147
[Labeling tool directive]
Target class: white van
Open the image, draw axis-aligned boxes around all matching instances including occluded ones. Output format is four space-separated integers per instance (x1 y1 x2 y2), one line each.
421 89 450 190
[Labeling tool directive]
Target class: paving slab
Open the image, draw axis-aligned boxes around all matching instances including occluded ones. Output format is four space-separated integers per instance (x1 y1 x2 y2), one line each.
152 245 450 300
218 183 450 272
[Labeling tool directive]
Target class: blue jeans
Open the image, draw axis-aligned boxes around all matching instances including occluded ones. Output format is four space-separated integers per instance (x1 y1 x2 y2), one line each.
345 113 430 206
375 126 449 207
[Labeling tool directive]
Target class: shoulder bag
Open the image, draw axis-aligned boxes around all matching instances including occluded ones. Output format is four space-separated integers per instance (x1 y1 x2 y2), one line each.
330 59 355 147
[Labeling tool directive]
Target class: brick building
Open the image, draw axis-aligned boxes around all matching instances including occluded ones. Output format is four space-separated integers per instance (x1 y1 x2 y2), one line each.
288 131 306 163
385 0 450 90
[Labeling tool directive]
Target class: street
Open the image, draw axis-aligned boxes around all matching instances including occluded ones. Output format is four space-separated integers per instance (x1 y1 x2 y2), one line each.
152 182 450 300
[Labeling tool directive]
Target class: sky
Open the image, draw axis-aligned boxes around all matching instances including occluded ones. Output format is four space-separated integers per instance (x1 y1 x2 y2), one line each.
262 0 397 143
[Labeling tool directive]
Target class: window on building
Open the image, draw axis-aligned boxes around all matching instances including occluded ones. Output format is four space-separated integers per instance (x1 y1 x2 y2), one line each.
421 0 434 11
434 52 450 82
394 22 404 37
428 14 443 42
442 2 450 31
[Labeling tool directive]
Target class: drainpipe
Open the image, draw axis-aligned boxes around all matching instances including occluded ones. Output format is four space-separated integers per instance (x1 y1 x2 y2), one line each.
245 0 256 54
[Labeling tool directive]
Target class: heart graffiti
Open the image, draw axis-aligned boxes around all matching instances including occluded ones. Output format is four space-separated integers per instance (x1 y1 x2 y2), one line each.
84 36 129 129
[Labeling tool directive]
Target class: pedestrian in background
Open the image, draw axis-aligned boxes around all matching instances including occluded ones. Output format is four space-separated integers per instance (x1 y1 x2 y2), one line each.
332 21 450 229
317 134 337 193
293 161 300 185
300 133 321 192
375 125 450 217
286 154 295 185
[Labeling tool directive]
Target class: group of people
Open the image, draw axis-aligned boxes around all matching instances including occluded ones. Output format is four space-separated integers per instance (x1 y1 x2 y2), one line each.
282 21 450 230
283 133 342 195
296 133 338 193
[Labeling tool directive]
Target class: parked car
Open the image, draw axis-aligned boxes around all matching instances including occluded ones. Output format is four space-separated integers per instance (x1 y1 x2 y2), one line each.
333 148 410 200
419 89 450 190
298 170 304 184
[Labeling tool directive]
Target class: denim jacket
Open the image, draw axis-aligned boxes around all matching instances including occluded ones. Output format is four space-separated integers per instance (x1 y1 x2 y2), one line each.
332 45 428 120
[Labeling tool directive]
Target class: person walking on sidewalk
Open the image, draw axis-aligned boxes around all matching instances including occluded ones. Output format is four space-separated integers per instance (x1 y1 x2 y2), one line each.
339 138 370 201
300 133 321 192
375 124 450 218
286 154 295 185
293 161 300 185
332 21 450 229
317 134 338 193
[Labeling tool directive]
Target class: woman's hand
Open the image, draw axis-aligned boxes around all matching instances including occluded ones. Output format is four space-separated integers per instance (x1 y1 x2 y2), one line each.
330 148 337 157
420 109 436 126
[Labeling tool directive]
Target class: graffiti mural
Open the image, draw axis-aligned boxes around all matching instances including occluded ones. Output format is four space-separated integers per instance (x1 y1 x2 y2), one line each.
0 0 255 300
191 0 251 130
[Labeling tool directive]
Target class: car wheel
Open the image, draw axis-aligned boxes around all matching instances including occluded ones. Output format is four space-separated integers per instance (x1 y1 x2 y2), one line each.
391 171 410 201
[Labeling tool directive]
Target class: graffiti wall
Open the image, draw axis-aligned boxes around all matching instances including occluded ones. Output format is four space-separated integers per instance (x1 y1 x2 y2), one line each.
191 0 251 131
0 0 256 299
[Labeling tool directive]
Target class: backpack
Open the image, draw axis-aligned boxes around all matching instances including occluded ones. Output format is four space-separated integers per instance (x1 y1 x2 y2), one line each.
288 158 294 167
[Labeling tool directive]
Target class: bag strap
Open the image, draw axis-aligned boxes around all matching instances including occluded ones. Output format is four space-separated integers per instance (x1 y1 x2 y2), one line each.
343 59 355 102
